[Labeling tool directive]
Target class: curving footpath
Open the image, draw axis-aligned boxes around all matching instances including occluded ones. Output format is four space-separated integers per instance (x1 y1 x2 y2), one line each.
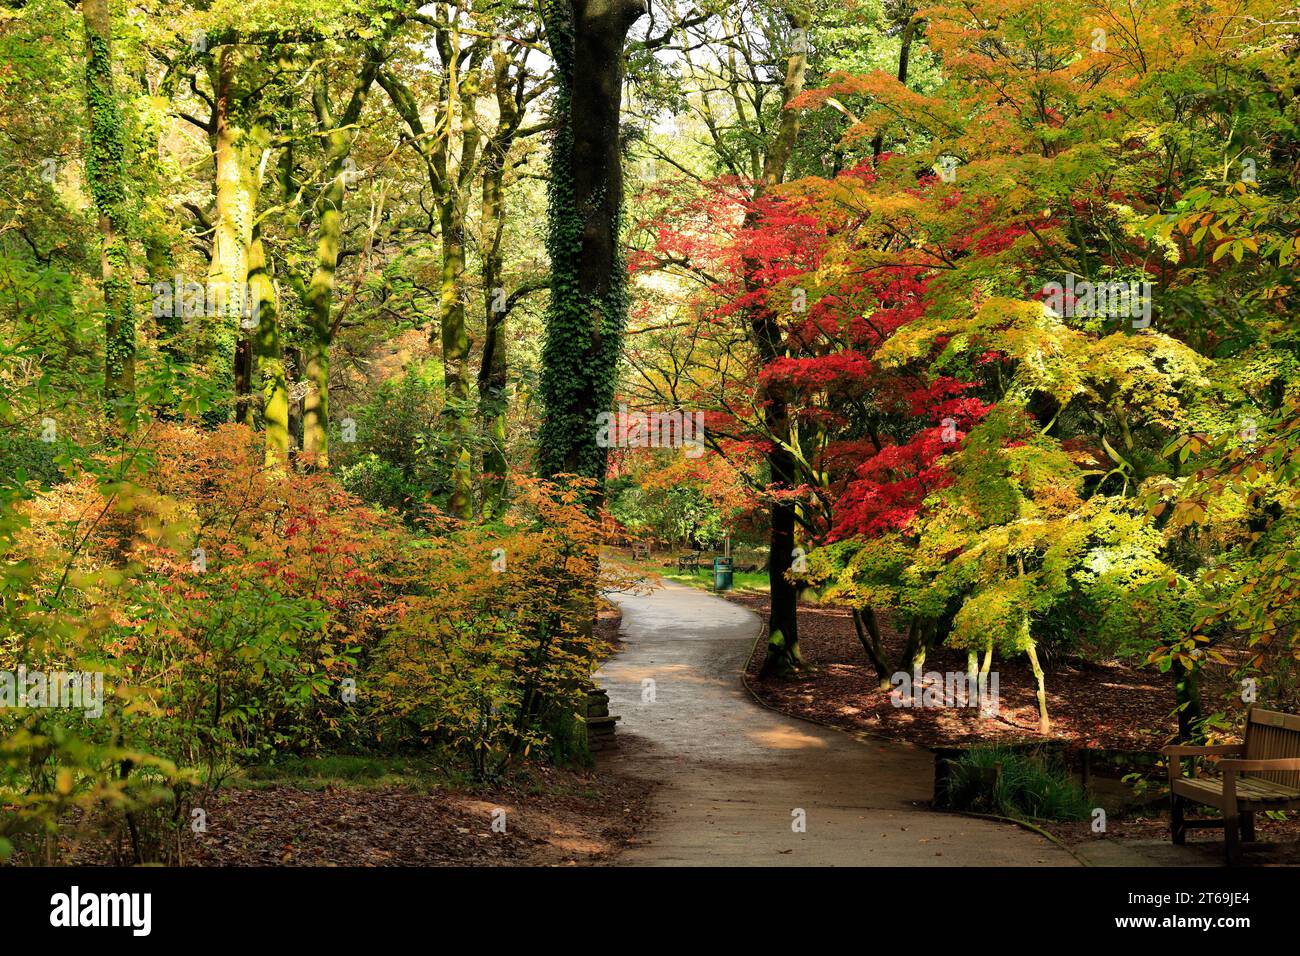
597 580 1080 866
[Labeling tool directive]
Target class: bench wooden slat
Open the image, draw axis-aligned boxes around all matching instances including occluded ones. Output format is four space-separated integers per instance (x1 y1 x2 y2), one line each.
1246 711 1300 789
1174 776 1300 807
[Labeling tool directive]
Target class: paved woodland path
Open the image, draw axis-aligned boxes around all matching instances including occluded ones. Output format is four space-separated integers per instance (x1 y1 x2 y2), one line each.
598 581 1080 866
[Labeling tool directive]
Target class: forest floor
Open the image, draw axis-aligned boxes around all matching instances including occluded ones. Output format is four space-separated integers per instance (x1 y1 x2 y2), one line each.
726 590 1177 751
34 760 653 867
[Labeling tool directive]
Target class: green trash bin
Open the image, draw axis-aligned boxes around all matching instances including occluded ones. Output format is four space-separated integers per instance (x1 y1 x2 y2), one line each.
713 556 733 592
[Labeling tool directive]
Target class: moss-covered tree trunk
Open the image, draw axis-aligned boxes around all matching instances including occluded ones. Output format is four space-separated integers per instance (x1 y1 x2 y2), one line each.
438 200 474 517
301 154 343 467
477 45 534 520
209 47 258 425
299 56 382 468
478 138 510 518
1018 616 1050 733
81 0 135 416
247 220 288 465
537 0 646 498
375 43 481 517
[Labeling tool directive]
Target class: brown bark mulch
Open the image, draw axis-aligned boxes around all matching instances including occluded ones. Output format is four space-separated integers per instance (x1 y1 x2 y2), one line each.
1043 813 1300 865
732 592 1180 752
29 763 653 868
183 768 652 867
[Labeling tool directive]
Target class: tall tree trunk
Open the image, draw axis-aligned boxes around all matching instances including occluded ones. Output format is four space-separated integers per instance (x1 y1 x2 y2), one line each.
537 0 647 500
872 7 918 162
247 220 288 465
81 0 135 416
750 16 809 679
209 47 257 424
440 35 484 521
285 345 304 450
301 155 344 466
299 56 383 467
478 138 510 518
477 43 532 519
439 201 474 517
375 40 481 517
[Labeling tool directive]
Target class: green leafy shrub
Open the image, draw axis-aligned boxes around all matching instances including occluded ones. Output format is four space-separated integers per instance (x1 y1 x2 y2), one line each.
334 363 443 515
340 453 420 515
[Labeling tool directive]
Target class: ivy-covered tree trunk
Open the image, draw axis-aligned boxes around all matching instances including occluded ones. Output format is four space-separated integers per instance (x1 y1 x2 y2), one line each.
750 16 808 679
479 138 510 518
81 0 135 415
537 0 646 497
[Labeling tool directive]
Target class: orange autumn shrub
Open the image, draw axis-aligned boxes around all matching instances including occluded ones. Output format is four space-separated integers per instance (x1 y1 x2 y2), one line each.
4 424 623 861
372 476 631 778
10 424 406 784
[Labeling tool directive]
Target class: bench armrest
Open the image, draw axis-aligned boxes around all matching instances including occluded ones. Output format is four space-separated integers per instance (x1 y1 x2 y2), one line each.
1161 744 1243 758
1164 744 1243 787
1220 758 1300 809
1219 758 1300 773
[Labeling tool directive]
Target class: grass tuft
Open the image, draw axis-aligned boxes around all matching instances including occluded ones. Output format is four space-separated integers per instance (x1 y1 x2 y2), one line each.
946 746 1093 822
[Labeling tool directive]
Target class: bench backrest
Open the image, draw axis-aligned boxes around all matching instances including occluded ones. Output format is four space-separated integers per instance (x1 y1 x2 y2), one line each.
1244 708 1300 788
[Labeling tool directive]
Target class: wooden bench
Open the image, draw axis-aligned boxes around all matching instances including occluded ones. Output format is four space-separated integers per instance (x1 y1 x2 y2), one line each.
676 552 702 573
630 543 650 561
1163 706 1300 864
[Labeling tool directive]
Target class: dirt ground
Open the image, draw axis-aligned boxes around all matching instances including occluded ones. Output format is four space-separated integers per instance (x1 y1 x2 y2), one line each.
181 769 654 867
731 592 1180 750
24 763 653 868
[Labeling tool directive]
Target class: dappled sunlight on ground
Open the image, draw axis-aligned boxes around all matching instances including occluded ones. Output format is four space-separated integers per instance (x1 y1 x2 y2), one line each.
748 725 831 750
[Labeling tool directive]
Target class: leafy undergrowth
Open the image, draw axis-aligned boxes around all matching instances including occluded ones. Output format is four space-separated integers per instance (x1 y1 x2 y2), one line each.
734 592 1180 751
946 747 1092 822
26 756 654 867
